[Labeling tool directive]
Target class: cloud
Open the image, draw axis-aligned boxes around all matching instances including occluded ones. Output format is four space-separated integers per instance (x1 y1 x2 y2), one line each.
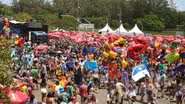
176 0 185 11
0 0 12 5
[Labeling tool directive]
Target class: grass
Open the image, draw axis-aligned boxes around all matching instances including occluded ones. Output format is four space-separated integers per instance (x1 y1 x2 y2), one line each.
144 31 177 35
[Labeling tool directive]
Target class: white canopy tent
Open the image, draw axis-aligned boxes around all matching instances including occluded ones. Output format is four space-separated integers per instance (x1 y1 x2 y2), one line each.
98 23 114 34
9 20 25 24
128 24 144 35
114 24 127 34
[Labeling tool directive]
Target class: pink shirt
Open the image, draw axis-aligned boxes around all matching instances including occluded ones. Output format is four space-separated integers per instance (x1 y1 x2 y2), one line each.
80 84 88 97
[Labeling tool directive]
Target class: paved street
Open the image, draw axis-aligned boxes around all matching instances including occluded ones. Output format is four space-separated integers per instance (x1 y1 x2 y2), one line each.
33 89 185 104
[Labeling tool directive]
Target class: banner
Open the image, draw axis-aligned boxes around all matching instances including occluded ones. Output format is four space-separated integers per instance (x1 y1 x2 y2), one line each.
132 64 150 82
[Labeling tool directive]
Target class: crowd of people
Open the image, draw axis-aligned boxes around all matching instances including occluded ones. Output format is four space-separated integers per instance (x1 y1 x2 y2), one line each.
10 34 185 104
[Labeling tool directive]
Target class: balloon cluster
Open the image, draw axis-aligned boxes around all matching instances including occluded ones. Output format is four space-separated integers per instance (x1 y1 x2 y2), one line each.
127 37 149 62
103 37 126 59
15 36 24 48
102 37 128 79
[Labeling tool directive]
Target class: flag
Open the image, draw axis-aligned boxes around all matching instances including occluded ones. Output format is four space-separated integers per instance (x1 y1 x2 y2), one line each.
132 64 150 82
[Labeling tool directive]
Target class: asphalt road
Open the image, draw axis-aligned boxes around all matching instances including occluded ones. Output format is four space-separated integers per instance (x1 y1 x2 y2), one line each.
33 89 184 104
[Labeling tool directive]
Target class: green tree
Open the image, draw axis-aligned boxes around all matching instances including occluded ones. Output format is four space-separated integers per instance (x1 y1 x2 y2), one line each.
0 37 13 102
14 12 32 21
12 0 44 14
88 17 107 29
158 10 178 29
0 3 14 16
177 12 185 25
135 15 165 31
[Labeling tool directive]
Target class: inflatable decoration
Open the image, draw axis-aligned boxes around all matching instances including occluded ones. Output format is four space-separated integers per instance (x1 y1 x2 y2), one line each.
165 53 180 63
134 37 149 47
121 60 128 68
88 53 94 61
109 50 118 59
154 41 160 48
162 44 167 49
113 47 122 53
108 62 120 79
171 42 178 48
116 37 126 47
127 44 146 61
103 51 109 58
150 41 154 47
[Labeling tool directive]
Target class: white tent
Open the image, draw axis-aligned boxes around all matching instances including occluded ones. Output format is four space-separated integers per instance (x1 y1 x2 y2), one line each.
128 24 144 35
114 24 127 34
9 20 25 24
98 23 114 34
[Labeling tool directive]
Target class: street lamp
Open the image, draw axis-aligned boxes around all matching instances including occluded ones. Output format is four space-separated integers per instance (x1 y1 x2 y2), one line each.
61 15 81 31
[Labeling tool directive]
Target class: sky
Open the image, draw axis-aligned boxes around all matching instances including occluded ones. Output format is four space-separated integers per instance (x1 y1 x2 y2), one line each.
0 0 185 11
176 0 185 11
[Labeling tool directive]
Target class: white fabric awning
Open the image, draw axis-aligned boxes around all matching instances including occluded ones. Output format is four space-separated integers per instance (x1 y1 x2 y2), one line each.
128 24 144 35
98 23 114 34
114 24 127 34
9 20 25 24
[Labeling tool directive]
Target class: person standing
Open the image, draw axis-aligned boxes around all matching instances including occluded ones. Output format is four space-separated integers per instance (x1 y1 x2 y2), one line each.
175 82 183 104
66 82 74 99
80 82 88 104
29 94 38 104
40 78 47 104
115 79 125 104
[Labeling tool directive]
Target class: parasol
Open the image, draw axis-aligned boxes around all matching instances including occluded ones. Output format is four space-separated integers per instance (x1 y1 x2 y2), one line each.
35 44 48 50
175 63 185 73
48 33 60 39
8 90 29 104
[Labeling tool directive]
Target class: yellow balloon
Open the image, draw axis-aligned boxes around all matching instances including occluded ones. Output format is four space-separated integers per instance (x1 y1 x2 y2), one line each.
88 53 94 60
109 51 117 59
103 51 109 57
90 54 94 60
109 43 114 49
21 85 27 93
118 37 125 44
60 79 66 87
104 42 109 47
113 41 119 46
121 60 128 68
154 42 160 48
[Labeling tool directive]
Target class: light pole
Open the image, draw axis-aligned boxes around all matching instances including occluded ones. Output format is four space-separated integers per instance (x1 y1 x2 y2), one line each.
77 0 80 31
61 15 81 31
118 1 122 34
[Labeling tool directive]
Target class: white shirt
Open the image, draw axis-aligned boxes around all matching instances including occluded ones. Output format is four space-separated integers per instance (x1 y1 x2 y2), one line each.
116 82 124 96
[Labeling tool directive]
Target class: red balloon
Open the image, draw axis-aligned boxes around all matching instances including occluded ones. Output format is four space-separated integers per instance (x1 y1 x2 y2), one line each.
134 37 149 48
18 38 24 44
127 44 146 61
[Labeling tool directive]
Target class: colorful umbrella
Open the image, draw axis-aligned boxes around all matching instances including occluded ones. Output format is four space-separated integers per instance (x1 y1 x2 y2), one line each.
35 44 48 50
48 33 60 39
8 91 29 104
